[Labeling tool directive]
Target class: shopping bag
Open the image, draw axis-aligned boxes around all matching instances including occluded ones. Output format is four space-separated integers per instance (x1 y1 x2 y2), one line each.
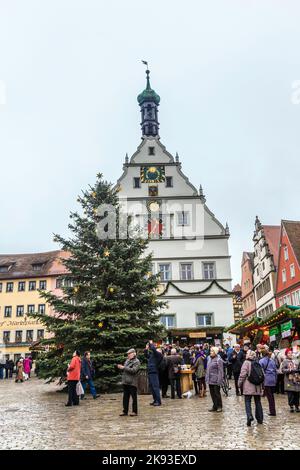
76 381 84 396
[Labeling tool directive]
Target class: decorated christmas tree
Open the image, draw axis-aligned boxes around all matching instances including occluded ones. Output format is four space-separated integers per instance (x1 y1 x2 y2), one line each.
31 173 166 391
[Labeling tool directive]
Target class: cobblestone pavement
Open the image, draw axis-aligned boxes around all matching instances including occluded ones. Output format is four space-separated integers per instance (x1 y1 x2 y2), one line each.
0 378 299 450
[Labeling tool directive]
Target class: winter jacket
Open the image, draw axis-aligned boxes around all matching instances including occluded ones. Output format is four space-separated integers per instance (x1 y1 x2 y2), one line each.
238 359 263 396
144 343 163 374
67 356 81 381
281 358 300 393
182 349 191 365
81 357 95 380
166 354 183 380
231 350 245 375
205 356 224 385
194 355 206 379
121 357 140 388
259 356 277 387
226 347 234 361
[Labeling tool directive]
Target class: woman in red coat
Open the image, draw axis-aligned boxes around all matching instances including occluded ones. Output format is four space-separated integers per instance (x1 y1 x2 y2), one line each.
65 350 81 406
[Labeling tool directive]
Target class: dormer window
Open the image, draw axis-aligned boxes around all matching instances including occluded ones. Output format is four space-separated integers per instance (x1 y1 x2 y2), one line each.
0 265 10 273
166 176 173 188
32 263 44 271
148 146 155 156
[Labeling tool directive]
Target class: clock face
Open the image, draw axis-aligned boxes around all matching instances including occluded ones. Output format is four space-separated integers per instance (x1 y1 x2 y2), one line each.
140 166 165 183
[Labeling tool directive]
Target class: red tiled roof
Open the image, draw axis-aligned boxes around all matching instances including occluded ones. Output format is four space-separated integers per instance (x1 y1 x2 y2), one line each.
283 220 300 267
262 225 281 268
0 250 69 280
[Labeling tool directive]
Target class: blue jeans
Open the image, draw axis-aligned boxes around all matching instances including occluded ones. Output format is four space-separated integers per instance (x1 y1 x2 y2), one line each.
244 395 263 423
0 367 4 380
148 373 161 404
82 379 97 397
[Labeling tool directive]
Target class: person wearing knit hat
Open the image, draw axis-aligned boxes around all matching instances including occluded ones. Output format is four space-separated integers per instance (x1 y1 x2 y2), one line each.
281 348 300 413
206 347 224 412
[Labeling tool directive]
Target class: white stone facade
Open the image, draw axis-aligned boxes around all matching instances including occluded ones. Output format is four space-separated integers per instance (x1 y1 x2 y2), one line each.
116 136 233 339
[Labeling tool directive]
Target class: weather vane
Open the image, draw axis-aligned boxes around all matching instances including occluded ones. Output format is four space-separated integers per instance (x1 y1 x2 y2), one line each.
141 59 149 70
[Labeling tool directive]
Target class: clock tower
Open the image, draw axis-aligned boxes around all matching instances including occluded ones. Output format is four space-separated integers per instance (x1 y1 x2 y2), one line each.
137 69 160 137
116 69 234 343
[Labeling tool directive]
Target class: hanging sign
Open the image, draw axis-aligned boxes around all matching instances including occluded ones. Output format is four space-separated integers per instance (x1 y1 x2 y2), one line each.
189 332 206 338
282 329 292 339
270 326 279 337
281 321 292 333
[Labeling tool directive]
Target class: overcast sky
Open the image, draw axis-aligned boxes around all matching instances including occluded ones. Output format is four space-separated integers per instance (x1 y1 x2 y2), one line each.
1 0 300 285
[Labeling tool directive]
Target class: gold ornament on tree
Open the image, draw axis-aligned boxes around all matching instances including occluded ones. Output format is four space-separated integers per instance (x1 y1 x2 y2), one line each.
98 322 103 328
103 249 110 257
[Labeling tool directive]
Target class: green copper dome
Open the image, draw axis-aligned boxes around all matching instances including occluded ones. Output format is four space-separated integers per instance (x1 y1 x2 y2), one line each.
137 70 160 105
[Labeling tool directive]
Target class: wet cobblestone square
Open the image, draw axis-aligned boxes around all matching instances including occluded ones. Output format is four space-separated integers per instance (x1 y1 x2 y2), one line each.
0 378 299 450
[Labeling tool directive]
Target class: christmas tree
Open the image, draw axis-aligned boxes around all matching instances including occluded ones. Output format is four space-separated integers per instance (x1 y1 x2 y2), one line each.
31 173 166 391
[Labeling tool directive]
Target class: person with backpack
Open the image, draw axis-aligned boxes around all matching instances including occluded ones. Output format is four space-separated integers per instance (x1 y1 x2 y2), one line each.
144 340 162 406
166 348 183 399
238 349 264 426
259 348 277 416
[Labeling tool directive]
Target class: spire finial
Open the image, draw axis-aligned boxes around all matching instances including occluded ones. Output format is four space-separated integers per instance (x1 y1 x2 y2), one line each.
125 153 129 164
225 222 230 235
199 184 206 203
175 152 179 163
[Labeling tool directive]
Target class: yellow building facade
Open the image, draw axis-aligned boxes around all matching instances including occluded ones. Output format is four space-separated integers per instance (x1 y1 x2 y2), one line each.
0 250 68 361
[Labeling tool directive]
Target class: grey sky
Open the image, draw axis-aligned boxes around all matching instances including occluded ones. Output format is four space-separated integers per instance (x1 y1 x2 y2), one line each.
1 0 300 285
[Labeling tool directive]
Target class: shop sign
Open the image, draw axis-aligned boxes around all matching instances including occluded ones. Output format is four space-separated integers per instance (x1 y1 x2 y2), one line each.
269 335 276 342
281 320 292 332
282 329 291 339
269 326 279 337
189 332 206 338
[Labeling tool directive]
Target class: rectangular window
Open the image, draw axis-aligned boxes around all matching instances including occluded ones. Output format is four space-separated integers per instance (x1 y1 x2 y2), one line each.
180 263 193 280
196 313 213 326
166 176 173 188
148 186 158 197
39 280 47 290
284 246 289 261
6 282 13 293
38 304 46 314
279 297 284 306
29 281 36 291
15 331 23 343
282 269 287 283
26 330 34 342
0 282 2 293
290 264 295 278
177 211 190 226
37 329 44 340
3 331 10 343
158 264 171 282
148 146 155 156
4 306 12 317
27 305 35 314
16 305 24 317
202 262 216 280
18 281 25 292
160 315 175 328
133 177 141 188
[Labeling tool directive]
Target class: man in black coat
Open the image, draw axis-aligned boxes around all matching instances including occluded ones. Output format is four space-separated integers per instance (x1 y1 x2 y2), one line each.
231 344 245 395
144 340 162 406
166 349 183 399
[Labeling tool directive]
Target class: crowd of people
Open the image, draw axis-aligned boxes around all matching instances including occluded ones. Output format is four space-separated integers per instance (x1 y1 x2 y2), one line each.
0 356 33 382
4 340 300 428
116 340 300 426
